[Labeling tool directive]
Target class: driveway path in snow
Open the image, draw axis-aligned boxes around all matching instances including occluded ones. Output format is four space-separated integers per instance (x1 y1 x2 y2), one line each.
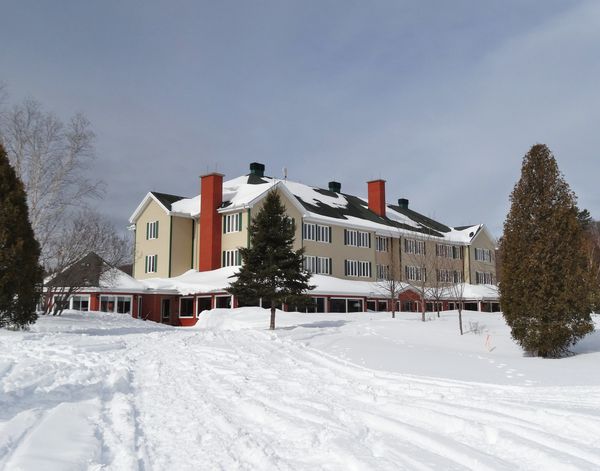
131 328 600 470
1 312 599 470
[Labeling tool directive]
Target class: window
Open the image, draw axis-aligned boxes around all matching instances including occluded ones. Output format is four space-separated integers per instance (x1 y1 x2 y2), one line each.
344 229 370 248
436 244 463 259
436 269 453 283
223 213 242 233
474 248 493 262
145 254 157 273
146 221 159 240
303 223 331 243
330 298 364 313
475 271 494 284
196 297 212 316
179 297 194 318
345 260 371 278
161 298 170 320
100 295 132 314
375 236 389 252
405 265 426 282
71 295 89 311
404 238 425 255
215 295 232 308
222 249 241 267
376 264 389 281
303 255 331 275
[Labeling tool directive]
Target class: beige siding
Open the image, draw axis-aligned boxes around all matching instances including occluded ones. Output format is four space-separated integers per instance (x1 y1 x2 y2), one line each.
468 229 497 284
133 199 171 279
250 190 304 251
303 225 376 281
399 236 465 285
170 216 194 276
221 210 250 253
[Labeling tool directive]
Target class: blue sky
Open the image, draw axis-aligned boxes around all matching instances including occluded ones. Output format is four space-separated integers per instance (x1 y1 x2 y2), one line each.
2 0 599 236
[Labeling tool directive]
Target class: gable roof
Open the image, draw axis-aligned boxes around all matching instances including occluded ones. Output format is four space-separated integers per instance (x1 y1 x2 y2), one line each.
133 173 485 243
150 191 185 210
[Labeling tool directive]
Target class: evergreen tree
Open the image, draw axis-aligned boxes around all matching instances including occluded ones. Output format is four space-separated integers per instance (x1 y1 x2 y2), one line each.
0 142 43 329
500 144 594 357
228 190 314 330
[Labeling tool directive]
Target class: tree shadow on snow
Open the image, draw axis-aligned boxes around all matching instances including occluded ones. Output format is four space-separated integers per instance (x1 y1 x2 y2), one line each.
278 320 349 330
570 327 600 355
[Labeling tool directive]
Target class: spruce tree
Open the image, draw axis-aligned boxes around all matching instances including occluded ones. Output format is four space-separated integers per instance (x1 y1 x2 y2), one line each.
228 190 314 330
500 144 594 357
0 142 43 329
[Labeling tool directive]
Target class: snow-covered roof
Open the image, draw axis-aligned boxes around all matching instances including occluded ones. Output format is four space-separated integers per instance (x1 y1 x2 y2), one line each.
135 269 499 301
149 173 485 243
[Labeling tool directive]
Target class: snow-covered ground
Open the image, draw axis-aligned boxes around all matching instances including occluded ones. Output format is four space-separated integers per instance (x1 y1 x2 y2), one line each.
1 309 599 470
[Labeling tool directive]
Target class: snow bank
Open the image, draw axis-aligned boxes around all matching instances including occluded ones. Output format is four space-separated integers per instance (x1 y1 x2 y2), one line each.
1 309 599 470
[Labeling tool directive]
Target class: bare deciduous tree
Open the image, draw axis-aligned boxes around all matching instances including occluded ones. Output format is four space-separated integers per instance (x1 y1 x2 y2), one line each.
375 237 403 318
402 231 442 322
0 98 103 267
44 210 132 315
448 281 466 335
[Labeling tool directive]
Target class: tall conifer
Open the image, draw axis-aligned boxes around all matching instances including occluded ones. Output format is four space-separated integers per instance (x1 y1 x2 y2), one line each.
500 144 593 357
228 190 313 330
0 142 43 329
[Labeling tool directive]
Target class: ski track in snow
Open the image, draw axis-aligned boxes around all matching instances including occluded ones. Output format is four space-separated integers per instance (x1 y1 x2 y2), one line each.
0 312 599 470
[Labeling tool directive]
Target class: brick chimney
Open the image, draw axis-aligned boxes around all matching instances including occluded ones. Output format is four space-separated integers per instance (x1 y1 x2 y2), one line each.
199 173 224 271
367 179 386 217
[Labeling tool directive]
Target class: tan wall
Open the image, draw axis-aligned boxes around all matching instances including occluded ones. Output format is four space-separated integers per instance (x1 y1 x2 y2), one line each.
468 229 497 284
399 236 465 285
170 216 194 277
221 209 250 253
192 219 199 270
249 190 304 251
133 199 172 279
303 225 376 281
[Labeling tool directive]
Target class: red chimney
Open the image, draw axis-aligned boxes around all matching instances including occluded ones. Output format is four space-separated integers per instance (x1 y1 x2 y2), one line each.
367 179 386 217
199 173 224 271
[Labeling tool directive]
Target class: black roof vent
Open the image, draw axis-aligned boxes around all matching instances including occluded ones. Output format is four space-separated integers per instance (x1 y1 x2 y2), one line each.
249 162 265 177
398 198 409 209
328 181 341 193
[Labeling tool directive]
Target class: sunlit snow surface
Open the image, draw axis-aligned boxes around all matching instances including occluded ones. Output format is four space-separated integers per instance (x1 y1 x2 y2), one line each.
1 309 599 470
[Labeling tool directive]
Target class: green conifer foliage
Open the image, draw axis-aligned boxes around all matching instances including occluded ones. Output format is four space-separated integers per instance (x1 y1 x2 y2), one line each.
228 190 314 330
500 144 594 357
0 142 43 329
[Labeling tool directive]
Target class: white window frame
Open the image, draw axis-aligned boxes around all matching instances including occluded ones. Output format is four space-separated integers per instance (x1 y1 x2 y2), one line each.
145 254 157 273
376 264 389 281
304 255 332 275
317 256 331 275
223 213 242 234
405 265 426 282
344 229 370 248
70 294 90 311
474 248 493 262
303 223 331 243
99 295 133 314
345 259 371 278
304 255 317 274
196 296 213 317
475 271 494 284
404 238 426 255
147 220 159 240
222 249 241 267
179 297 195 318
375 236 389 252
